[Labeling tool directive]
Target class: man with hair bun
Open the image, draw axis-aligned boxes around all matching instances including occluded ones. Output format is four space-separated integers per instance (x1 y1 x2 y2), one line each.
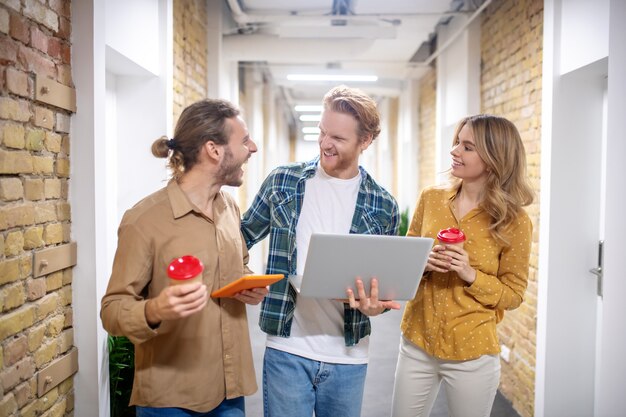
101 99 266 417
241 85 400 417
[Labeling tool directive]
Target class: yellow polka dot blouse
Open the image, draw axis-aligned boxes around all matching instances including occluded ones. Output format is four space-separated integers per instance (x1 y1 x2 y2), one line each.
401 186 532 361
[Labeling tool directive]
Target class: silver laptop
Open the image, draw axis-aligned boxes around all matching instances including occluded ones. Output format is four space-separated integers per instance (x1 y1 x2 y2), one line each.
296 233 433 301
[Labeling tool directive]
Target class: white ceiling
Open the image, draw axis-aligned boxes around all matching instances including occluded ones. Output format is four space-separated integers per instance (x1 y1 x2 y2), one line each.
222 0 478 106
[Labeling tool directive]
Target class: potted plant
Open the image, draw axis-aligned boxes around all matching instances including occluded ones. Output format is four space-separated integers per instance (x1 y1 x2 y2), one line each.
108 335 135 417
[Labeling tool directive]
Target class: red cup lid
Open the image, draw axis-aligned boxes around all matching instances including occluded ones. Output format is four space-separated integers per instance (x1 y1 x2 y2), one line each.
167 255 204 280
437 227 466 244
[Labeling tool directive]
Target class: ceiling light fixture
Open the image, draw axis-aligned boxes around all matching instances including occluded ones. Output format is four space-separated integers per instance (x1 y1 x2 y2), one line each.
295 105 323 112
287 74 378 82
302 127 320 134
303 134 319 142
299 114 322 122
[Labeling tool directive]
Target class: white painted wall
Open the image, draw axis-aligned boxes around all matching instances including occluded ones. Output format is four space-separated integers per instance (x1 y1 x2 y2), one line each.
105 0 160 75
534 2 556 412
72 1 110 415
359 98 392 192
536 0 626 416
273 100 292 166
105 0 172 266
222 61 240 104
207 0 223 98
240 69 265 211
246 69 266 197
257 88 292 180
104 73 120 292
71 1 172 415
435 14 480 183
396 79 420 214
113 73 171 218
263 85 278 175
559 0 610 75
238 69 297 274
295 139 319 163
376 98 394 192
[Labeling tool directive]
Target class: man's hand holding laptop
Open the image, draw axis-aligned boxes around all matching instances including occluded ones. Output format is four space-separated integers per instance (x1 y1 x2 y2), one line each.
345 277 401 316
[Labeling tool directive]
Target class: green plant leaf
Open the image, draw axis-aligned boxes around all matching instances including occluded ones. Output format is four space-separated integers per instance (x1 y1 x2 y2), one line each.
108 335 136 417
398 207 410 236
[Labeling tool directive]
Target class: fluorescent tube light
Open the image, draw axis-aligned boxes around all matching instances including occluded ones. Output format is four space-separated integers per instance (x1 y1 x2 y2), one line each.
303 134 319 141
277 26 396 39
287 74 378 82
302 127 320 134
299 114 322 122
295 105 323 112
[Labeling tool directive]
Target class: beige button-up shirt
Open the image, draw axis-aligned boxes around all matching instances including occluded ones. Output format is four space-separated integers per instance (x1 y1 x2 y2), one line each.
101 180 256 412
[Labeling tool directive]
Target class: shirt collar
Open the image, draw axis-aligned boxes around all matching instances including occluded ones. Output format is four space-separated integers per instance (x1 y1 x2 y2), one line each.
445 188 457 202
445 187 485 220
303 157 319 178
167 180 195 219
167 180 227 220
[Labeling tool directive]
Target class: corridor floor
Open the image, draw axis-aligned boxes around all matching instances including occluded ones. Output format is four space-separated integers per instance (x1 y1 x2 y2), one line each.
245 302 521 417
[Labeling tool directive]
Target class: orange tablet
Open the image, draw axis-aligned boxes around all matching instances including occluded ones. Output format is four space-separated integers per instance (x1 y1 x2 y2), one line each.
211 274 284 298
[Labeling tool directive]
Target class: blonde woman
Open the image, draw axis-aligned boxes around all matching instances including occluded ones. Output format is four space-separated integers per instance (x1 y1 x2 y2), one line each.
391 114 534 417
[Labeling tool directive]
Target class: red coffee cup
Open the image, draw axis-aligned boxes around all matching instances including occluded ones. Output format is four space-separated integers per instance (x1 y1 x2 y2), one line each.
437 227 466 248
167 255 204 286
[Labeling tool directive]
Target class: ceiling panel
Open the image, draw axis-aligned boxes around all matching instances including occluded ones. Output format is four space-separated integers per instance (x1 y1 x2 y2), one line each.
224 0 473 119
241 0 454 15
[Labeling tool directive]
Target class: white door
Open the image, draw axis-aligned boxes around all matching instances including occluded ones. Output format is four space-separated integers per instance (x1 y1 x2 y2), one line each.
536 58 607 417
594 1 626 413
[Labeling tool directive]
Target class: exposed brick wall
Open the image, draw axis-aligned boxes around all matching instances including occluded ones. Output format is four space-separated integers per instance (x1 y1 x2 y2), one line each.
481 1 543 416
173 0 208 124
0 0 74 416
417 67 437 192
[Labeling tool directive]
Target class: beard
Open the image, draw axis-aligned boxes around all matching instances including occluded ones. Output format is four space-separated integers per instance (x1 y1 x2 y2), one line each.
216 147 244 187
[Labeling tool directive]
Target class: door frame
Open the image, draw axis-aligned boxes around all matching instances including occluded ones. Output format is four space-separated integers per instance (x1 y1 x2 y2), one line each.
536 56 606 417
595 0 626 414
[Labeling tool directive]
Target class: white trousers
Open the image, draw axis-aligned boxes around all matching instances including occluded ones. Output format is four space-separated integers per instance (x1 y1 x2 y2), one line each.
391 336 501 417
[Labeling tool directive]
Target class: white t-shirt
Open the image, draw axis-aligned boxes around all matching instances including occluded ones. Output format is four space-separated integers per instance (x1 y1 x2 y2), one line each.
266 165 369 364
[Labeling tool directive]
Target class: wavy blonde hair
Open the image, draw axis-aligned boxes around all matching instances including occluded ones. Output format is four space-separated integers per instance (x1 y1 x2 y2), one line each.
450 114 534 245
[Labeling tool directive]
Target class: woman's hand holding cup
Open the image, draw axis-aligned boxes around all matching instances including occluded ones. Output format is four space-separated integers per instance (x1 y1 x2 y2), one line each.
433 228 476 284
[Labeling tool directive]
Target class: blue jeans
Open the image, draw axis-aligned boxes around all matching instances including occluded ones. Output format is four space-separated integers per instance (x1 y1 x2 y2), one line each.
136 397 245 417
263 347 367 417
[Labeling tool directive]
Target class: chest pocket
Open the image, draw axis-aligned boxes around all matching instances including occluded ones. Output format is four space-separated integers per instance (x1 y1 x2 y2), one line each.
269 191 295 229
358 210 385 235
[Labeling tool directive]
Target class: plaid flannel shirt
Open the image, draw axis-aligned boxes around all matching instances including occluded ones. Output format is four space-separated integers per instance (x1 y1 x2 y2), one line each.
241 157 399 346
